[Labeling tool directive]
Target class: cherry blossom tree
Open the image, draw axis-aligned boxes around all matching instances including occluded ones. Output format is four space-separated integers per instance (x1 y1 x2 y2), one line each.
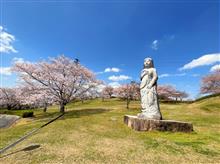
115 81 140 109
172 90 189 101
0 88 21 110
0 86 54 111
78 85 100 103
0 88 16 110
157 85 188 101
13 55 99 113
157 85 175 100
19 85 55 112
101 86 114 101
200 70 220 94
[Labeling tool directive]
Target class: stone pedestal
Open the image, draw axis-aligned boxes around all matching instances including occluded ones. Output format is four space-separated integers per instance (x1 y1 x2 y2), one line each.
124 115 193 132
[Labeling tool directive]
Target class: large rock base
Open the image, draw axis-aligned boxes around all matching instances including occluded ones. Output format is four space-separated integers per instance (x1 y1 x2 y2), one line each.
124 115 193 132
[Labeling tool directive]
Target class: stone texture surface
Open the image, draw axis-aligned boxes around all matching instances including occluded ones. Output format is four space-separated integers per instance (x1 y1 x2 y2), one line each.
124 115 193 132
0 114 20 128
139 58 162 120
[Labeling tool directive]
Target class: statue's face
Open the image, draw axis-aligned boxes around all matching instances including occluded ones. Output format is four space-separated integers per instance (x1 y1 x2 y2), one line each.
144 58 152 68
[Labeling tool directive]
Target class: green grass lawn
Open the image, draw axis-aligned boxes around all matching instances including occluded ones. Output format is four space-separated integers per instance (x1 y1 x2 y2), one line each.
0 97 220 163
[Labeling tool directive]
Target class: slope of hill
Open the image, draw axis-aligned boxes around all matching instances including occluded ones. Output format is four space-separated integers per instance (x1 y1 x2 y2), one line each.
0 97 219 163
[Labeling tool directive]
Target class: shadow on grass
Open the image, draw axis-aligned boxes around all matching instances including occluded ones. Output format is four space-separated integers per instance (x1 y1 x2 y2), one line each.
35 112 61 119
0 144 41 159
62 108 111 120
28 108 111 125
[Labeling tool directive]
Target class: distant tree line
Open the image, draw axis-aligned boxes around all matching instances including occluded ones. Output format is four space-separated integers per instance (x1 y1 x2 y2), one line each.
100 70 220 108
100 82 189 109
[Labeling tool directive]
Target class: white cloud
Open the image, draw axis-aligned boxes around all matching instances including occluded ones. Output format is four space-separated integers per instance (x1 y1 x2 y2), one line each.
0 26 18 53
12 57 24 64
179 53 220 70
150 35 175 51
159 74 170 78
175 73 186 76
108 75 132 81
191 74 200 77
159 73 186 78
104 67 120 73
210 64 220 72
151 40 159 50
108 82 121 88
95 71 104 75
0 67 12 75
0 57 25 77
96 67 121 75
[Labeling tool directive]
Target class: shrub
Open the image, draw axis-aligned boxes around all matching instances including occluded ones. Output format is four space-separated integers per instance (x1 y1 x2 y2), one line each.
22 111 34 118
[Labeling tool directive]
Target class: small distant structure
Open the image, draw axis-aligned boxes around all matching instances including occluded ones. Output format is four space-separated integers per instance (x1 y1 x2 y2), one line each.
74 58 80 64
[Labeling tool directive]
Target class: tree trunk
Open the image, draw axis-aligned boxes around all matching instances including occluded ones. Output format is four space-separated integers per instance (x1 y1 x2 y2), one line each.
59 103 65 113
43 103 47 112
18 104 22 110
7 105 12 110
126 99 130 109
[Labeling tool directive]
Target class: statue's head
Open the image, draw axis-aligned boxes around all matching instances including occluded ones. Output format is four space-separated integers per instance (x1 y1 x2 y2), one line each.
144 58 154 68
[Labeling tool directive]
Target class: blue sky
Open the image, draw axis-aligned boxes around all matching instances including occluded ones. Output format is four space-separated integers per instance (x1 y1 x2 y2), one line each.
0 0 219 99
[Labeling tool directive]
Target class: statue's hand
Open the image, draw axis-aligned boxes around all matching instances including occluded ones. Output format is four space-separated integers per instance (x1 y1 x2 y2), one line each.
148 81 155 89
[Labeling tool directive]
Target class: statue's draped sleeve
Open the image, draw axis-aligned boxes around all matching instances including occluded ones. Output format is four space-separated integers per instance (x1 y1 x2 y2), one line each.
148 68 158 88
140 69 146 81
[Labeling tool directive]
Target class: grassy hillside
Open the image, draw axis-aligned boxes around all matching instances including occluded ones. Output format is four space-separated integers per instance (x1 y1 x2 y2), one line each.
0 97 220 163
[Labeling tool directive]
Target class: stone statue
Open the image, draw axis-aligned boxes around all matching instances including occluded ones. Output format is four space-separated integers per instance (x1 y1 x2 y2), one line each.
137 58 162 120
